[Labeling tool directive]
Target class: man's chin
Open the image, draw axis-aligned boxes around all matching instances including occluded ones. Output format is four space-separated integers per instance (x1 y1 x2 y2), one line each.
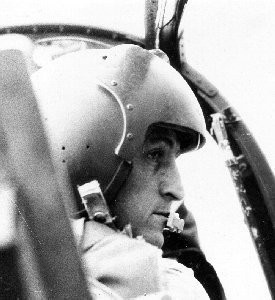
136 229 164 248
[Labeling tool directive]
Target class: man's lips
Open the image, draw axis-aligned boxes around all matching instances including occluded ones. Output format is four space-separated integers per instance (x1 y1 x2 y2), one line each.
153 212 170 218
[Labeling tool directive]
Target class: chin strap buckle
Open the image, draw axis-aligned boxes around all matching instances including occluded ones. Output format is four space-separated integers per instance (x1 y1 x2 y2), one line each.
78 180 114 224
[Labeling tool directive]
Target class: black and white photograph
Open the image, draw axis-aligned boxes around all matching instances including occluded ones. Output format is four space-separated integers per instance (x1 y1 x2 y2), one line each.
0 1 274 299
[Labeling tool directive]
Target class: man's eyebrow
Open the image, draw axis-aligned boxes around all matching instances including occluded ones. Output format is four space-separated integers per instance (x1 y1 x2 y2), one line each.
146 135 176 147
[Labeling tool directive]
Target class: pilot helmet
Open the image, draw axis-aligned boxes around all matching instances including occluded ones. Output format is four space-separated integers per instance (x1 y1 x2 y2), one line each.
32 44 207 211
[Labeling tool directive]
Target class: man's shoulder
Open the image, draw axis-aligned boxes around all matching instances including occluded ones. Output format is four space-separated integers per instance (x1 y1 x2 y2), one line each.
82 220 161 252
82 220 163 298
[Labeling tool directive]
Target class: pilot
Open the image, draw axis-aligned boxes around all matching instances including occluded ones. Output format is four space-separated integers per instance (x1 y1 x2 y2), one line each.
32 44 222 299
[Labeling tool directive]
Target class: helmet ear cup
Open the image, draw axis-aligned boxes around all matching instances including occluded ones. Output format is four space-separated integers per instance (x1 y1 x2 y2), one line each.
33 65 125 193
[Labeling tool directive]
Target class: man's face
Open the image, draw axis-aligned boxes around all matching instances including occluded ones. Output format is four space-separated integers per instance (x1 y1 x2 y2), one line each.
111 126 184 248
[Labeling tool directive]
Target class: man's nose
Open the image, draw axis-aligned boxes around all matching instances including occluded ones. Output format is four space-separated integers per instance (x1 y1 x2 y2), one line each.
159 160 184 201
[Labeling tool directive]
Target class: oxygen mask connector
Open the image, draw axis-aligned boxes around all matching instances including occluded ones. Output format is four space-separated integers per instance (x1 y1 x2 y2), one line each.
165 211 185 234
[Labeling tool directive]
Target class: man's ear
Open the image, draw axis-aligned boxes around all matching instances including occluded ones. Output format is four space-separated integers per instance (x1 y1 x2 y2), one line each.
148 49 170 64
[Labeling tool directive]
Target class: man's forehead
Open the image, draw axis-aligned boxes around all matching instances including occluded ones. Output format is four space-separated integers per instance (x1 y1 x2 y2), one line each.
144 123 201 154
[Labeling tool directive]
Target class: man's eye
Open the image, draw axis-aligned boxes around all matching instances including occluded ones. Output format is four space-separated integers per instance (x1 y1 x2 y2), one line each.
147 149 163 162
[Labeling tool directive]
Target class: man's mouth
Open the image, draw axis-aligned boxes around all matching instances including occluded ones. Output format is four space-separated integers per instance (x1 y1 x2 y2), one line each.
153 212 170 218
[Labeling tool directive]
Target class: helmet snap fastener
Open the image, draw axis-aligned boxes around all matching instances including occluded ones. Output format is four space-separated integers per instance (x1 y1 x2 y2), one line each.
111 80 117 86
126 104 134 111
126 133 134 140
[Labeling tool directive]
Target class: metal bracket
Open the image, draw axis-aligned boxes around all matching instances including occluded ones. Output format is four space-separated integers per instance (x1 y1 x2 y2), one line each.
210 113 237 165
210 113 251 210
210 112 248 174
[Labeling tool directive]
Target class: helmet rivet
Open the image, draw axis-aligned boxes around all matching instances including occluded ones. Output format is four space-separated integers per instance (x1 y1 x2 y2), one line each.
126 104 134 111
127 133 134 140
111 80 117 86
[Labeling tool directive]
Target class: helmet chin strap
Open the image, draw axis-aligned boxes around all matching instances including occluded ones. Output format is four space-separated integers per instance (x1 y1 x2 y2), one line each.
103 160 133 203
